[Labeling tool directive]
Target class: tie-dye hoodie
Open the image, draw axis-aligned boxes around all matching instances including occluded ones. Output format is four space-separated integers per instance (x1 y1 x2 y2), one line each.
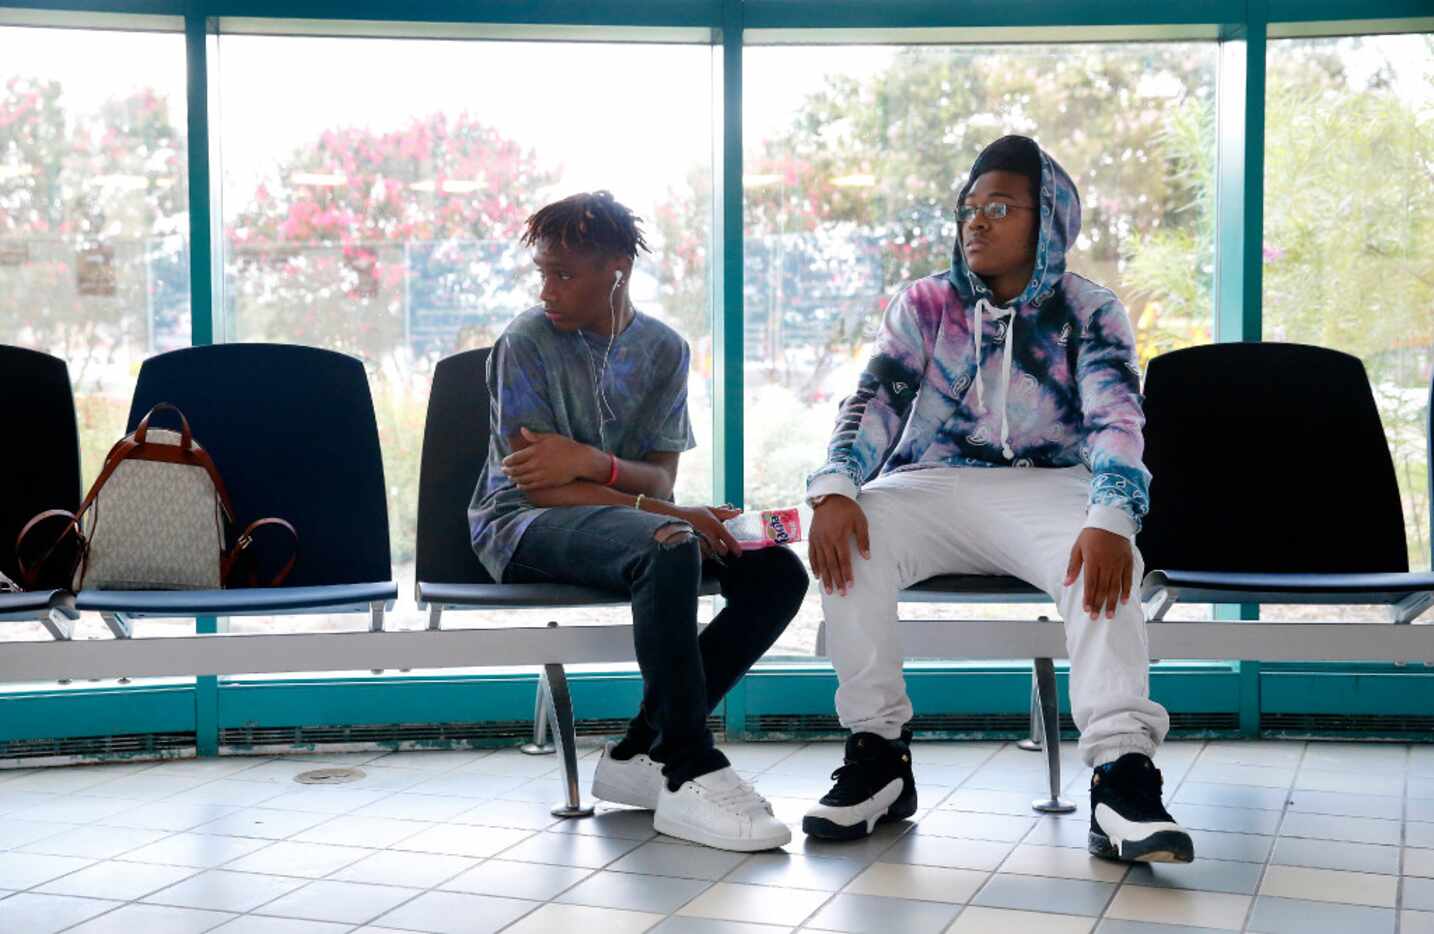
806 137 1150 536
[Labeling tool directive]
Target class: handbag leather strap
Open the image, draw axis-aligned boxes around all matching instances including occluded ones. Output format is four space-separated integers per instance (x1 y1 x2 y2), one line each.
133 402 193 450
15 508 85 590
222 517 299 588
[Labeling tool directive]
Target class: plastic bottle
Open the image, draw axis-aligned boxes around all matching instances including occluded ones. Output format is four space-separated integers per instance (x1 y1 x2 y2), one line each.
723 505 813 550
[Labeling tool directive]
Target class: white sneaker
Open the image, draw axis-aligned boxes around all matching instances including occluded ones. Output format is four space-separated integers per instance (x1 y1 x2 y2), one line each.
591 741 664 810
653 766 792 852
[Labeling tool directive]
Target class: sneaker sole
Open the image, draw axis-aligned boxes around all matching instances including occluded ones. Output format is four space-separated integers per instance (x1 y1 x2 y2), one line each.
801 789 918 841
653 812 791 852
1089 829 1194 863
591 776 659 811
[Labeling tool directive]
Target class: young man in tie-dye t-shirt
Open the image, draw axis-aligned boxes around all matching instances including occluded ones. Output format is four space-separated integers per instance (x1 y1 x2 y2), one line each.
468 191 807 852
799 137 1195 866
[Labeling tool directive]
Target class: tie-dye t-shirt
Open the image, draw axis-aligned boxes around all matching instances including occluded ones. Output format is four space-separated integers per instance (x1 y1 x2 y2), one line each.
468 307 697 581
807 138 1151 535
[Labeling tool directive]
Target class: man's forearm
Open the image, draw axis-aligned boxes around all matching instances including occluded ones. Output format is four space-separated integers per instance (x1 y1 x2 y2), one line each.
611 457 675 500
523 480 682 516
568 445 675 500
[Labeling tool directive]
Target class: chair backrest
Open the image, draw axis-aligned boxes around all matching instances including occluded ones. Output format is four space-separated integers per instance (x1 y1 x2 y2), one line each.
1137 342 1408 574
0 346 82 585
416 347 496 586
128 344 391 587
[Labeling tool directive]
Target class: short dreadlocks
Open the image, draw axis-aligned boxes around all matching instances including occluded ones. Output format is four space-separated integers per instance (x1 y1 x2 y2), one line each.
521 190 651 261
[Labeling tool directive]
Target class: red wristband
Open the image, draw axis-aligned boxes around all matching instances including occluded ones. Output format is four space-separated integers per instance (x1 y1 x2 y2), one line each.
606 453 619 487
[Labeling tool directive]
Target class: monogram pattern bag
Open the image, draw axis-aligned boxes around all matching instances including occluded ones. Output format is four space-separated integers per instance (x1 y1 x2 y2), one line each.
17 403 297 591
82 422 227 589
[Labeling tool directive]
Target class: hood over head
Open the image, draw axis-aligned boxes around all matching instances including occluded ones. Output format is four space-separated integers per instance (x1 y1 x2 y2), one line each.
949 134 1082 309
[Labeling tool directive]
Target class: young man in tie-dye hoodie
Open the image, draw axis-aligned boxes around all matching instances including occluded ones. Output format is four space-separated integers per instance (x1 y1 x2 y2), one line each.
800 136 1193 864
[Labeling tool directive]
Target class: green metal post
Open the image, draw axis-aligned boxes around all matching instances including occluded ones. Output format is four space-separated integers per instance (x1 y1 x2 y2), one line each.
713 0 744 509
1215 1 1265 343
186 10 220 755
185 9 215 347
1215 2 1266 736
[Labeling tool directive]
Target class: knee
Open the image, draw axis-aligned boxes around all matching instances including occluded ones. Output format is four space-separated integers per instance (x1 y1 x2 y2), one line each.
643 522 703 580
755 546 811 618
720 546 809 628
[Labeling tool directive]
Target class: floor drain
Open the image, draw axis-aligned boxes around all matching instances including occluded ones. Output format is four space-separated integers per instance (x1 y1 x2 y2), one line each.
294 767 365 785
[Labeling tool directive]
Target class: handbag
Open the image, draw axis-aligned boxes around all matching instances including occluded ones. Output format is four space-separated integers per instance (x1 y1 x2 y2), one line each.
17 403 296 591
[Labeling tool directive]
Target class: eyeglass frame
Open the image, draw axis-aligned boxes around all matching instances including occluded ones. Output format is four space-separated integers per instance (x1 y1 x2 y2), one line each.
955 201 1037 224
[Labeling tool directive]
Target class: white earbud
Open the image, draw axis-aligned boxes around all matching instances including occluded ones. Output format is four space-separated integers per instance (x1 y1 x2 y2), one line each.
592 268 626 428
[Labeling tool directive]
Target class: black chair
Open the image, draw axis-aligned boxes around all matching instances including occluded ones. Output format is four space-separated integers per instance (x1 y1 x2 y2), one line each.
1138 342 1434 622
415 347 720 815
74 344 397 635
0 346 80 636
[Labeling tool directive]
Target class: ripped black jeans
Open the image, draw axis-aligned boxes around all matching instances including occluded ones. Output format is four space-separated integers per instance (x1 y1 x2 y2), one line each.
504 504 808 788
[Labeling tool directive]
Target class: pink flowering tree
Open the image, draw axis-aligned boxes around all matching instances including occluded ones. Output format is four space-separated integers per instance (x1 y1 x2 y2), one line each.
0 78 187 383
224 112 556 363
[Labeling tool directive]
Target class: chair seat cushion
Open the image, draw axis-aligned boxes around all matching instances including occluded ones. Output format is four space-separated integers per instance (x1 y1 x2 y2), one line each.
0 590 75 622
76 582 397 618
420 574 723 610
1141 569 1434 604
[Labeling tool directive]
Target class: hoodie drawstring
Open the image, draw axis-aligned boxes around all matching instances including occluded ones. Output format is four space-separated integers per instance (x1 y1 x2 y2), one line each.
966 297 1016 461
971 297 990 414
999 313 1016 460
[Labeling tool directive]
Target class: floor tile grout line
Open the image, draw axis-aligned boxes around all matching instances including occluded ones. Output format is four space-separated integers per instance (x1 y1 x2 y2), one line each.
222 807 583 934
1236 738 1310 934
27 746 526 933
8 803 226 908
481 808 696 933
134 743 549 888
748 739 811 777
485 803 728 933
1397 743 1411 934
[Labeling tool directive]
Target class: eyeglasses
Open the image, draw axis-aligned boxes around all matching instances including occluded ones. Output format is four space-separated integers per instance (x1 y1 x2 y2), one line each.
956 201 1036 224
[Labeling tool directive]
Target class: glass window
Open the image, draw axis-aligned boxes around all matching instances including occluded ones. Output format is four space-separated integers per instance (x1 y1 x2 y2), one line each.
1262 33 1434 620
745 42 1219 654
218 33 715 636
1 23 190 646
0 24 191 487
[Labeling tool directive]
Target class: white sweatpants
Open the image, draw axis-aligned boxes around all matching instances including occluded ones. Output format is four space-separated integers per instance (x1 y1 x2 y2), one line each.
822 466 1169 767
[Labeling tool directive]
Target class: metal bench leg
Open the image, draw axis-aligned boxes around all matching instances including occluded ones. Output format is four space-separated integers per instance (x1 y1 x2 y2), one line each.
40 608 74 641
542 663 594 819
1017 641 1045 751
1393 592 1434 624
1031 657 1075 814
521 674 556 755
100 612 132 639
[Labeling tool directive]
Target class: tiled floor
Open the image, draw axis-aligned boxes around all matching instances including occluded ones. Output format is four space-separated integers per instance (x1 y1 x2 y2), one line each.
0 740 1432 933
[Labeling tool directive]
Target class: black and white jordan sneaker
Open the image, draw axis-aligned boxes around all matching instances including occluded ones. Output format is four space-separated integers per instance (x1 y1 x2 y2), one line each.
802 730 917 841
1089 752 1194 863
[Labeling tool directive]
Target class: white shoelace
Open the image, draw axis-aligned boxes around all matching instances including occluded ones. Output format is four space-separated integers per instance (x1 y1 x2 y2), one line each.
702 777 774 817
